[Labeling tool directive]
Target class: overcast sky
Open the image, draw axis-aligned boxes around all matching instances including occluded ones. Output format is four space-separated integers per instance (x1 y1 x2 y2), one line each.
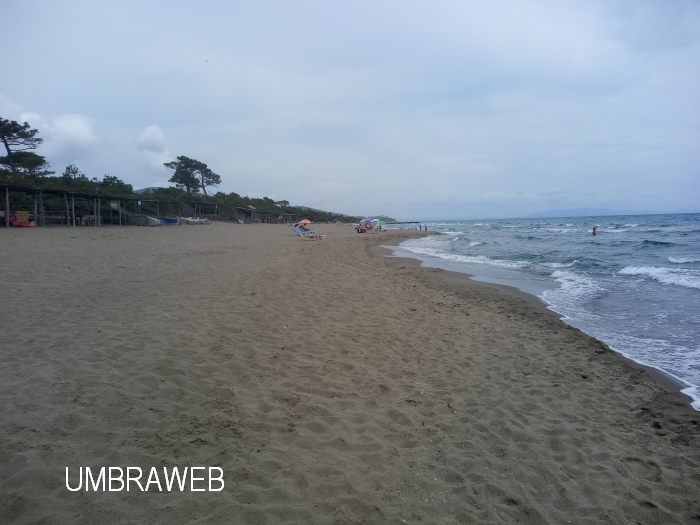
2 0 698 219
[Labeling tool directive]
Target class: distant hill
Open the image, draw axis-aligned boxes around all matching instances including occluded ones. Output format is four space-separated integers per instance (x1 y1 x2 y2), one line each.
296 205 328 213
134 187 162 194
525 208 650 218
368 215 396 223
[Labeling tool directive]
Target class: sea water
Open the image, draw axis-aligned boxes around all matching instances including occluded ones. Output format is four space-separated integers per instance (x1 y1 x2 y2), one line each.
387 213 700 410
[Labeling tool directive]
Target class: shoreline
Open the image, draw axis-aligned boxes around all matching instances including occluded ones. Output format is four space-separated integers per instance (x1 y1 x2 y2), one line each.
372 234 693 397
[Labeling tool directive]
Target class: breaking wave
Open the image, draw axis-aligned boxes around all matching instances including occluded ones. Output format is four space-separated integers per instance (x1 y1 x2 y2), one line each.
619 266 700 290
668 256 700 264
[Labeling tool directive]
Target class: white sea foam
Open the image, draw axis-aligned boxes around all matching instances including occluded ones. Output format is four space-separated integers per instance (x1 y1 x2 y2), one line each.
547 270 601 301
684 386 700 411
669 256 700 264
542 269 700 410
414 249 528 269
394 219 700 409
441 231 462 236
541 272 604 330
543 260 579 268
398 238 527 269
618 266 700 290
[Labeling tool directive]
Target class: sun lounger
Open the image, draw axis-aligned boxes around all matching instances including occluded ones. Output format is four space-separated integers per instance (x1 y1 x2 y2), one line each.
146 216 165 226
293 226 316 235
300 232 326 240
181 217 210 225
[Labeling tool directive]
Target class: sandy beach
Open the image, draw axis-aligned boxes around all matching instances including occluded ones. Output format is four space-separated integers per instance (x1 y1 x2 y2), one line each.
1 223 699 524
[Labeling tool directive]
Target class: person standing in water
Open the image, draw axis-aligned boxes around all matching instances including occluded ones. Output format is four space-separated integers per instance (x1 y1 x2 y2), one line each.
592 225 598 235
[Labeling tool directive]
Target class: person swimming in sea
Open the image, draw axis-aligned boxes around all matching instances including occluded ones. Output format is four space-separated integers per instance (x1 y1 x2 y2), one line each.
592 225 597 235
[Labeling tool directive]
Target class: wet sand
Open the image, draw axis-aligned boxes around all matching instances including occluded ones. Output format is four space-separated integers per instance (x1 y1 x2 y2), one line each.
373 240 691 394
1 223 699 524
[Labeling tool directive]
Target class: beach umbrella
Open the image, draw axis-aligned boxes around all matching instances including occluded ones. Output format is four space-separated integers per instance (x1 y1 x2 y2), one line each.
379 221 386 225
299 219 311 225
370 219 379 223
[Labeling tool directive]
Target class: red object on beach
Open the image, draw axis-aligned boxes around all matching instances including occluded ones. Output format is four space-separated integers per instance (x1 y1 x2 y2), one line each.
299 219 312 225
10 212 35 227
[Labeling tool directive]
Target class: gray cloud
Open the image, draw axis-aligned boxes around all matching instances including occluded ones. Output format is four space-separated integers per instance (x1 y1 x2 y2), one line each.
1 0 698 217
2 104 97 167
137 125 167 154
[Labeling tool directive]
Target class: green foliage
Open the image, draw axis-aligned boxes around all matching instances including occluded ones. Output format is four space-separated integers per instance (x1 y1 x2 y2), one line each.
141 186 360 222
62 164 88 183
0 166 18 184
0 117 46 185
0 117 43 156
0 122 360 221
0 152 54 187
164 158 199 194
20 164 135 195
100 175 133 194
164 156 221 195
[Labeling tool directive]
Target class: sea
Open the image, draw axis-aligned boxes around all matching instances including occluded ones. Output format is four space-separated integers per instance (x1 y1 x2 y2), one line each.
385 213 700 410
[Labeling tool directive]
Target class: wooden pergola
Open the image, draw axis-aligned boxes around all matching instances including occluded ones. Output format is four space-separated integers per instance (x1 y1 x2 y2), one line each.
1 184 189 228
2 184 300 227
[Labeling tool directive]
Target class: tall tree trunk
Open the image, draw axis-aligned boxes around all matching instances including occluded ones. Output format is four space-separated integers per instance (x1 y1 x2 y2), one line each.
1 137 12 156
1 137 15 172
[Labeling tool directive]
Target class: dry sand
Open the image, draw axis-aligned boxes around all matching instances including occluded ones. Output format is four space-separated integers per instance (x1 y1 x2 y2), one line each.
1 223 699 524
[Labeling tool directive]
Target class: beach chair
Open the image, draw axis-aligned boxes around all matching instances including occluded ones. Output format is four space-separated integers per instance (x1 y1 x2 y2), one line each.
295 227 316 236
299 231 326 240
146 216 166 226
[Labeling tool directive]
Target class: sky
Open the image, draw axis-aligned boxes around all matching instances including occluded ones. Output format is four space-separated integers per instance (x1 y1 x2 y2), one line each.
1 0 699 219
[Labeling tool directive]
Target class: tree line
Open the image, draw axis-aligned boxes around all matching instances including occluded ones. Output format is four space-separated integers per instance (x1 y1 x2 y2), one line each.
0 116 360 222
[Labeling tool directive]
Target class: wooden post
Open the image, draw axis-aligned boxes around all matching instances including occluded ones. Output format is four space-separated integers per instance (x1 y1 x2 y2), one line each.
4 187 9 228
39 191 45 226
98 198 101 227
64 193 70 227
94 198 97 227
118 199 122 226
156 201 160 219
33 192 37 226
110 201 113 225
71 195 75 227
